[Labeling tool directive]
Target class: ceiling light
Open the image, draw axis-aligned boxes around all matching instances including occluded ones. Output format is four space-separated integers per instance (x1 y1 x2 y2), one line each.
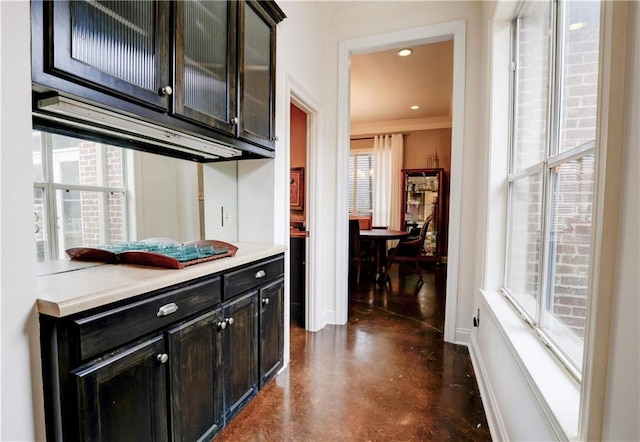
569 22 586 31
35 96 242 160
410 105 420 110
397 48 413 57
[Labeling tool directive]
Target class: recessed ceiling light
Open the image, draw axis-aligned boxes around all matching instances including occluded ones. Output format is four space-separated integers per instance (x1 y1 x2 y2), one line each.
410 105 420 110
569 22 586 31
397 48 413 57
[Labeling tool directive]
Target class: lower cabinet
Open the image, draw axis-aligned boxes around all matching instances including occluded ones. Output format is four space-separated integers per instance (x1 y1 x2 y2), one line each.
73 335 169 442
40 255 284 441
167 309 224 442
222 291 259 421
260 278 284 387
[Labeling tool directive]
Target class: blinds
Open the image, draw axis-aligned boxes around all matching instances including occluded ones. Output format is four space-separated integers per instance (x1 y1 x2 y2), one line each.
348 153 374 214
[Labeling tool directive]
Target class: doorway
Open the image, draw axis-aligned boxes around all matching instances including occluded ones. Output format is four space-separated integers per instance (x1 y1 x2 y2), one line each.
289 102 307 328
336 20 467 343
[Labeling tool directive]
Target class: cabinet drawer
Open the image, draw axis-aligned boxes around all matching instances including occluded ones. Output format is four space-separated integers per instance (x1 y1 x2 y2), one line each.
71 277 221 361
224 256 284 300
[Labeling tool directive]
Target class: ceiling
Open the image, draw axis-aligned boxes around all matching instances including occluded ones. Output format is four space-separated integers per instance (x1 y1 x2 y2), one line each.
349 40 454 125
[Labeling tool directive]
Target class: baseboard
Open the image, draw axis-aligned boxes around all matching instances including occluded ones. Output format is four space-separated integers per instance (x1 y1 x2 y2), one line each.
454 327 471 345
323 309 336 327
469 332 509 442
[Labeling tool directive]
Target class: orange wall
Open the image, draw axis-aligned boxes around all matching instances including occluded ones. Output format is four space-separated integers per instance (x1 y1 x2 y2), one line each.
403 128 451 174
350 128 451 174
290 103 307 223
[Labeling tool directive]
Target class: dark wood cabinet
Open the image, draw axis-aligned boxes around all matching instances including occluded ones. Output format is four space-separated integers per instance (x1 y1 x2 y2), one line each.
222 292 259 420
167 309 224 442
400 168 447 263
259 278 284 387
31 0 285 160
173 0 237 135
238 1 278 149
40 254 284 441
73 335 169 442
45 0 171 110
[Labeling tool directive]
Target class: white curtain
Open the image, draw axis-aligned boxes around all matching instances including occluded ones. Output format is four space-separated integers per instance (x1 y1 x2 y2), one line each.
373 134 403 230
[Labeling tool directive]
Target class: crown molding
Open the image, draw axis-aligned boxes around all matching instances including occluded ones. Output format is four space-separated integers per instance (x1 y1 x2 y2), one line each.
350 116 452 136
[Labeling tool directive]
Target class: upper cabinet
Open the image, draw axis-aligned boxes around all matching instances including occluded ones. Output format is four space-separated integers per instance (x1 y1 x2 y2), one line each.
31 0 285 161
238 1 278 149
46 0 171 110
174 0 237 135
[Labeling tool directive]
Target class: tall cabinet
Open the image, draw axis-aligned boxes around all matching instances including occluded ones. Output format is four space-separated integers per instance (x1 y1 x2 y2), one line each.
400 168 446 263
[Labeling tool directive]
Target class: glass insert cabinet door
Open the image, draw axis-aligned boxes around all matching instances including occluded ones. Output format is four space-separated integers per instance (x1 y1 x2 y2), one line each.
174 0 237 135
401 168 446 262
49 0 171 109
238 1 277 149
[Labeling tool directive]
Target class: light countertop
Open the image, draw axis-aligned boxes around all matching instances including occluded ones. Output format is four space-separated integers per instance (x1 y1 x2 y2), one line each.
37 242 287 318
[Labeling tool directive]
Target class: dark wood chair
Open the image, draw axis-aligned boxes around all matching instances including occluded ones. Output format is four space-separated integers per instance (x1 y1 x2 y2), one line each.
348 219 363 283
383 215 432 282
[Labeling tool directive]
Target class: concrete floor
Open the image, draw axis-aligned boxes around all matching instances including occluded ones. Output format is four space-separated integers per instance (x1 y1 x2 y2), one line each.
216 264 491 441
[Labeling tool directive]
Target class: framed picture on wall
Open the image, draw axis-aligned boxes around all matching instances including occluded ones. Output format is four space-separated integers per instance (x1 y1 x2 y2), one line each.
290 167 304 211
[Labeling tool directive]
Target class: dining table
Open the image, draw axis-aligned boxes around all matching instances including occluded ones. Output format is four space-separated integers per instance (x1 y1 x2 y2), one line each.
359 229 410 282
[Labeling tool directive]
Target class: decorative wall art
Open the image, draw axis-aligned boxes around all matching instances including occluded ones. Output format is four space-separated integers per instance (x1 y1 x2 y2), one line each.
290 167 304 211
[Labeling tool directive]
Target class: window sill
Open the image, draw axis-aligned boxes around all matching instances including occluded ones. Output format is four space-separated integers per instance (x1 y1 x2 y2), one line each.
479 289 581 440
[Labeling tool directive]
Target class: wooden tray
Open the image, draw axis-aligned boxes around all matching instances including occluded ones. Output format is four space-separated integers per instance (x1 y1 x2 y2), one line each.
66 240 238 270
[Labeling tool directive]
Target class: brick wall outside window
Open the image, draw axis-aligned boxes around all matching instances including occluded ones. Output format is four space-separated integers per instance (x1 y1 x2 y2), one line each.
513 4 599 338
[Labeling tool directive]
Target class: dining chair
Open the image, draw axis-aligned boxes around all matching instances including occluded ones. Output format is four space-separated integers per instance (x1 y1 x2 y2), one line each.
383 214 432 282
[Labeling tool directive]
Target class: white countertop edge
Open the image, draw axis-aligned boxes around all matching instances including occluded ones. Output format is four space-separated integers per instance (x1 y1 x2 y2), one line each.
37 242 287 318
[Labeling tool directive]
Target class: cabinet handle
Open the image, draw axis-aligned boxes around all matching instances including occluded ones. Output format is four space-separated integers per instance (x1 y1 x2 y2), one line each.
255 270 266 279
262 298 270 306
160 85 173 96
217 321 227 330
273 135 279 141
157 303 179 317
225 317 234 325
230 117 239 125
157 353 169 364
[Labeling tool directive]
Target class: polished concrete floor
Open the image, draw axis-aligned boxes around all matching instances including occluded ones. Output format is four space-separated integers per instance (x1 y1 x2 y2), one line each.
216 263 491 441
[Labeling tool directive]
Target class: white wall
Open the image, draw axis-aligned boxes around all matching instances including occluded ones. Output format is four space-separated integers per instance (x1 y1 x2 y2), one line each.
274 2 338 328
0 1 46 439
602 2 640 439
203 161 239 242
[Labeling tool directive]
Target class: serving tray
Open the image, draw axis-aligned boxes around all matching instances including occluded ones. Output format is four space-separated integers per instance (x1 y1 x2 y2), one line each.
66 239 238 270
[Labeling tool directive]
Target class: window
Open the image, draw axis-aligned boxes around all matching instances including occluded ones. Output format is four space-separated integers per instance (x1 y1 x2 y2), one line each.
33 131 129 261
505 0 601 376
348 152 374 215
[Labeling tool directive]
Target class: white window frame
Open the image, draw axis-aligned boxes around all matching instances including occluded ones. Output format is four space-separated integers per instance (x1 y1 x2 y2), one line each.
481 0 626 439
33 131 130 261
503 0 601 380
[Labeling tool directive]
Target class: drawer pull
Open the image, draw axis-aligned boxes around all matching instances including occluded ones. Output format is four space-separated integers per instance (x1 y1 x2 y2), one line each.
255 270 266 279
157 303 179 317
225 317 234 326
217 321 227 330
157 353 169 364
262 298 270 306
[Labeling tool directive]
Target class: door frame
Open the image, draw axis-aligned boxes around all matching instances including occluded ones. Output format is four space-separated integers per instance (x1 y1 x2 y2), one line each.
335 20 467 343
284 76 321 335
